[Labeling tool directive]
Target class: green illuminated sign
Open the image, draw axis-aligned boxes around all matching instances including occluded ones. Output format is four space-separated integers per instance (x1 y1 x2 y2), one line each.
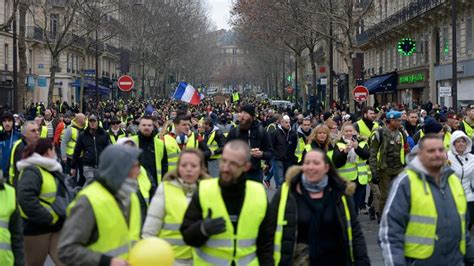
287 75 292 82
398 38 416 56
399 73 425 84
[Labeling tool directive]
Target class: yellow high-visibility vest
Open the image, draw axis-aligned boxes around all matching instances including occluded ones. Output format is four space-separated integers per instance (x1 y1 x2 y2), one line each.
158 181 192 260
164 133 197 172
130 135 164 184
0 183 16 266
193 179 267 265
137 166 151 205
404 169 466 259
19 166 59 225
68 181 141 259
207 131 221 160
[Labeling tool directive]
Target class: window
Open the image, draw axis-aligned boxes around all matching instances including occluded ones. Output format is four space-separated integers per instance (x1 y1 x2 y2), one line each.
4 44 8 70
28 49 33 72
66 53 70 72
50 14 59 36
442 26 449 61
4 0 11 24
467 17 473 53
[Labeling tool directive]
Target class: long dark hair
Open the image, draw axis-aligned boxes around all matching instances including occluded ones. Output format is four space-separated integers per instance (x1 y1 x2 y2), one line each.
22 139 54 159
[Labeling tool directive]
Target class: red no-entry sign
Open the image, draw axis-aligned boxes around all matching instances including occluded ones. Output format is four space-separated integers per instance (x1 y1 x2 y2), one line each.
352 85 369 103
118 75 134 92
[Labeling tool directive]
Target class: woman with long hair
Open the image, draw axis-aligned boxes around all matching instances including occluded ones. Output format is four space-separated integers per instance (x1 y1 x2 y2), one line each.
271 149 370 265
17 139 72 266
142 149 210 266
301 125 333 163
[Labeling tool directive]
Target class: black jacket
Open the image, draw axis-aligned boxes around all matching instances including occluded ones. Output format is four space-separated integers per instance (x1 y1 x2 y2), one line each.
269 167 370 266
226 121 274 175
271 125 298 162
301 141 334 164
136 132 168 189
72 127 110 168
332 138 370 168
17 166 67 235
180 177 274 265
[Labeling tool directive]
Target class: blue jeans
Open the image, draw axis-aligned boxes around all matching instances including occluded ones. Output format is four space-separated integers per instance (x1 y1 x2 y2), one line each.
272 160 285 189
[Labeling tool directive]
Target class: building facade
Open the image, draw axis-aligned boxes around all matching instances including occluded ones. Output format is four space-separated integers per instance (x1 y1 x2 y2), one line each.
358 0 473 108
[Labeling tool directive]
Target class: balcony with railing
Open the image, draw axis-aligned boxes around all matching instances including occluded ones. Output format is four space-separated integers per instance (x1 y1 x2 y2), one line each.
357 0 447 46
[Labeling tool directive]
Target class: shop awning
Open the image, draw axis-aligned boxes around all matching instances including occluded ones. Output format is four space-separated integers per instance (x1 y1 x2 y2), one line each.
364 73 397 94
84 81 112 95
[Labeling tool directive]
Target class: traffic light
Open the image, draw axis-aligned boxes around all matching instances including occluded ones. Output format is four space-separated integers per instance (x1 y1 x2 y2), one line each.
287 75 292 82
398 38 416 56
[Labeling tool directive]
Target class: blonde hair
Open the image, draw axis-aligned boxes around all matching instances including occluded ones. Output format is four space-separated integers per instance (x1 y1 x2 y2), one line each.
307 124 331 150
163 149 211 181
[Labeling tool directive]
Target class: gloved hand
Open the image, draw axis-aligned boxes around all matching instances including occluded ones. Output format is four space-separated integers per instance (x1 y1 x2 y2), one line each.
200 209 226 237
371 174 380 185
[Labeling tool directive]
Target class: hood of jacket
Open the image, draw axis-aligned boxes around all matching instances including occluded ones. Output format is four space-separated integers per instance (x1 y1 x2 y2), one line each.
97 145 141 194
17 153 62 173
406 155 454 193
450 130 472 155
284 165 355 196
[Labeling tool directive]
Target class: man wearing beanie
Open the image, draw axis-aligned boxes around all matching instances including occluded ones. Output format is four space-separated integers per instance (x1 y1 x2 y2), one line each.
58 145 142 265
413 117 450 150
226 104 273 182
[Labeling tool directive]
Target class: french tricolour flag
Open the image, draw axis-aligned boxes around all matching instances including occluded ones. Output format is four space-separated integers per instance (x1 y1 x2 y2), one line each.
173 82 202 105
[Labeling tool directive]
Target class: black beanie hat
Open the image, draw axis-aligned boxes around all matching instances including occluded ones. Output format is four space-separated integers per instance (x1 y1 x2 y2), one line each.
241 104 255 117
423 117 443 134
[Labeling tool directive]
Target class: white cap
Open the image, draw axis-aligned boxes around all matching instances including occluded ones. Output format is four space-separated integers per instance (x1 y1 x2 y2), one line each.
116 137 137 147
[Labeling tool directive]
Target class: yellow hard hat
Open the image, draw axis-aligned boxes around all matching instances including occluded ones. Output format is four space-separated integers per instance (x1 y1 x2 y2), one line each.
128 237 174 266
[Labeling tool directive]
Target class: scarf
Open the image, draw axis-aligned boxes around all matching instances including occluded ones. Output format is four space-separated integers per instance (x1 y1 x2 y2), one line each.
116 178 138 220
343 138 357 163
301 174 328 193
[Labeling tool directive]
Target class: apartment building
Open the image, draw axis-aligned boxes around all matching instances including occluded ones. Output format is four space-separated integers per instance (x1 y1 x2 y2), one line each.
358 0 473 108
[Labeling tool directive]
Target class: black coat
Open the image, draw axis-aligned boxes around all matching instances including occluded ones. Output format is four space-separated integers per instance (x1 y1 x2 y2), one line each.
270 126 298 162
72 127 110 168
269 167 370 266
203 128 226 160
226 121 274 175
332 139 370 169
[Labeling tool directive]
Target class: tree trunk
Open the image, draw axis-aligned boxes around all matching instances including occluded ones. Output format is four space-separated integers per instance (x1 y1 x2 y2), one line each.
296 52 307 113
309 47 318 115
47 56 58 106
17 2 28 112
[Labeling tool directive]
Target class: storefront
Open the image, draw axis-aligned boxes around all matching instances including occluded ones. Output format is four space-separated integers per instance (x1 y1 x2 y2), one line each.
435 59 474 108
363 72 397 105
397 68 428 109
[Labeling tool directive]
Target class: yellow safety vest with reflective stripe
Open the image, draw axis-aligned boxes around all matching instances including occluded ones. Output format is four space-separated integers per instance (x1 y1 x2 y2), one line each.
40 126 48 138
207 131 221 160
194 179 267 266
404 169 466 259
274 182 354 264
19 167 59 225
356 120 379 140
158 181 192 260
137 166 151 205
295 137 306 163
463 120 473 139
0 183 16 266
419 130 451 150
69 181 141 259
108 130 127 144
8 140 23 185
66 126 80 157
130 135 164 185
232 92 240 103
334 141 370 185
164 132 197 172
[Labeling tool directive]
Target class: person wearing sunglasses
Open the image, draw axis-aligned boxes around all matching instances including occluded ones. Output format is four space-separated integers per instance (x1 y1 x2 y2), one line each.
107 117 128 144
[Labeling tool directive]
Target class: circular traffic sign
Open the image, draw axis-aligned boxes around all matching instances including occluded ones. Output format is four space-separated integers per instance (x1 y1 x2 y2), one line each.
286 86 293 94
118 75 134 92
352 85 369 103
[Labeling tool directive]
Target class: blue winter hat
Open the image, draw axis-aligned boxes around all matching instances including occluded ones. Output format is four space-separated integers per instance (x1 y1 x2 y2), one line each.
145 104 154 115
423 117 443 134
386 111 402 120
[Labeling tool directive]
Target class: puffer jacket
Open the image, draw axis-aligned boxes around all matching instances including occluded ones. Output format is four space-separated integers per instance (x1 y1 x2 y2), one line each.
448 131 474 202
379 156 474 266
72 127 110 168
270 166 370 266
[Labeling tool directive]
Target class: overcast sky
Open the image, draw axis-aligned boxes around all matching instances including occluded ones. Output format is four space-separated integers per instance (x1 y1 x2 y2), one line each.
208 0 232 30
